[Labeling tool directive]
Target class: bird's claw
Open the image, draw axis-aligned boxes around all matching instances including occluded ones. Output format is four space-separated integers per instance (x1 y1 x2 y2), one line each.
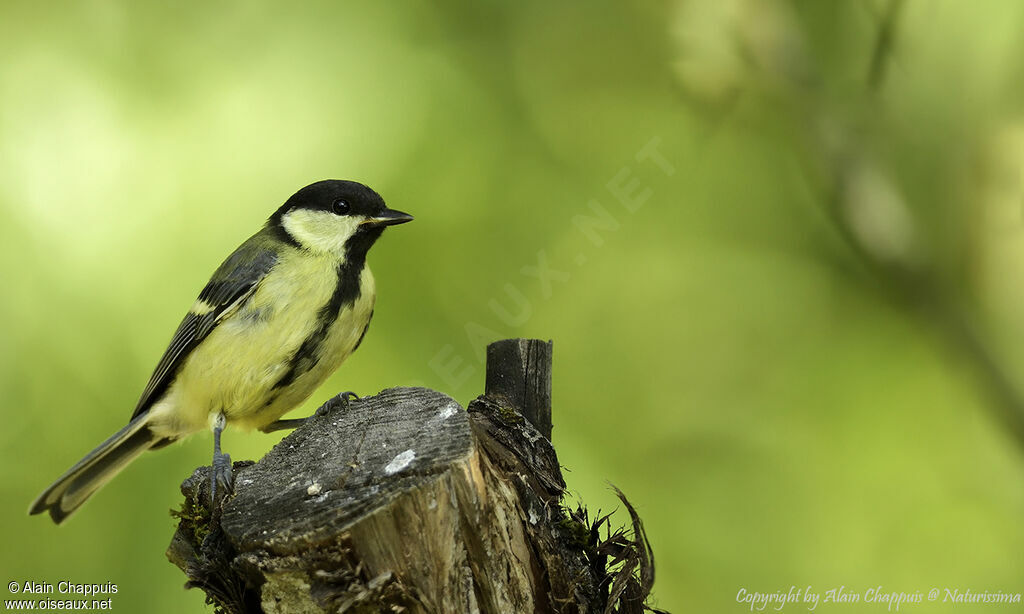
210 452 234 507
320 391 360 417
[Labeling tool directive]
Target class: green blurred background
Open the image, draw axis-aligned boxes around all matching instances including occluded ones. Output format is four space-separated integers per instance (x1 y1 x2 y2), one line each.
3 1 1024 612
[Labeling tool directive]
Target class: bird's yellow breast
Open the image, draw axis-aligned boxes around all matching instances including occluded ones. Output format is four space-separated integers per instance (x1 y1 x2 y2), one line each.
146 248 376 437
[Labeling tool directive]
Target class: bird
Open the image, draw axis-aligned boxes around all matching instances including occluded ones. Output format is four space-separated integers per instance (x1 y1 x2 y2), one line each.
29 179 412 524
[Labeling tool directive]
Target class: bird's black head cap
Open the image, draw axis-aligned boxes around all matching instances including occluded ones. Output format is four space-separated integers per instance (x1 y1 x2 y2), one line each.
270 180 387 224
267 180 412 252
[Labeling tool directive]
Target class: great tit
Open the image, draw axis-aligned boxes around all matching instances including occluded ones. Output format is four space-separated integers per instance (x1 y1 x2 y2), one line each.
30 180 412 524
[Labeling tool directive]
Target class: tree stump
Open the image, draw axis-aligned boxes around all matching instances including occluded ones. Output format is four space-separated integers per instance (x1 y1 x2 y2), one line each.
168 339 658 613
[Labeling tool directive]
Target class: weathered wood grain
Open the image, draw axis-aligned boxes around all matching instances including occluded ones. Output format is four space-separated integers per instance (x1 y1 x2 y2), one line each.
485 338 553 439
168 339 658 614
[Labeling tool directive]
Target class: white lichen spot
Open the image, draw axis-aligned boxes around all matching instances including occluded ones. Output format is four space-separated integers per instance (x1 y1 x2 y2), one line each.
307 483 322 496
439 402 459 420
384 449 416 475
428 498 438 510
529 507 540 525
240 479 254 486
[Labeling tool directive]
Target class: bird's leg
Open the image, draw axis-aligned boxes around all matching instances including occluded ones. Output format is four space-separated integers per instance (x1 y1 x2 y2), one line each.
210 412 233 506
259 391 361 433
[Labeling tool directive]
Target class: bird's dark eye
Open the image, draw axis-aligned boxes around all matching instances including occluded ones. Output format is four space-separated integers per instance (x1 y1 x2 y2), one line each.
332 199 350 215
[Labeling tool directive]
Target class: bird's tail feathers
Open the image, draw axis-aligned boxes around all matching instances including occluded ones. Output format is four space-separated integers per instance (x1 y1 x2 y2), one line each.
29 416 161 524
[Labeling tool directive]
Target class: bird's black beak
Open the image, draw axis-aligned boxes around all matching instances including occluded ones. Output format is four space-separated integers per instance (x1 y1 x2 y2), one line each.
363 208 414 227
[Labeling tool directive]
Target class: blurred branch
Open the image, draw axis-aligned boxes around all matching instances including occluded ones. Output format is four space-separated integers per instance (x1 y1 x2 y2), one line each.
866 0 906 92
671 0 1024 447
814 1 1024 448
752 0 1024 448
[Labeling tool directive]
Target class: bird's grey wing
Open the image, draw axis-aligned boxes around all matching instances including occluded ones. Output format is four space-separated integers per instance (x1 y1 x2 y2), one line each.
129 239 278 420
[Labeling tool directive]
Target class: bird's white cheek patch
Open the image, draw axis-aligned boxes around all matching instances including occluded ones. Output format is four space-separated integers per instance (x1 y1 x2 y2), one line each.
282 209 363 255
